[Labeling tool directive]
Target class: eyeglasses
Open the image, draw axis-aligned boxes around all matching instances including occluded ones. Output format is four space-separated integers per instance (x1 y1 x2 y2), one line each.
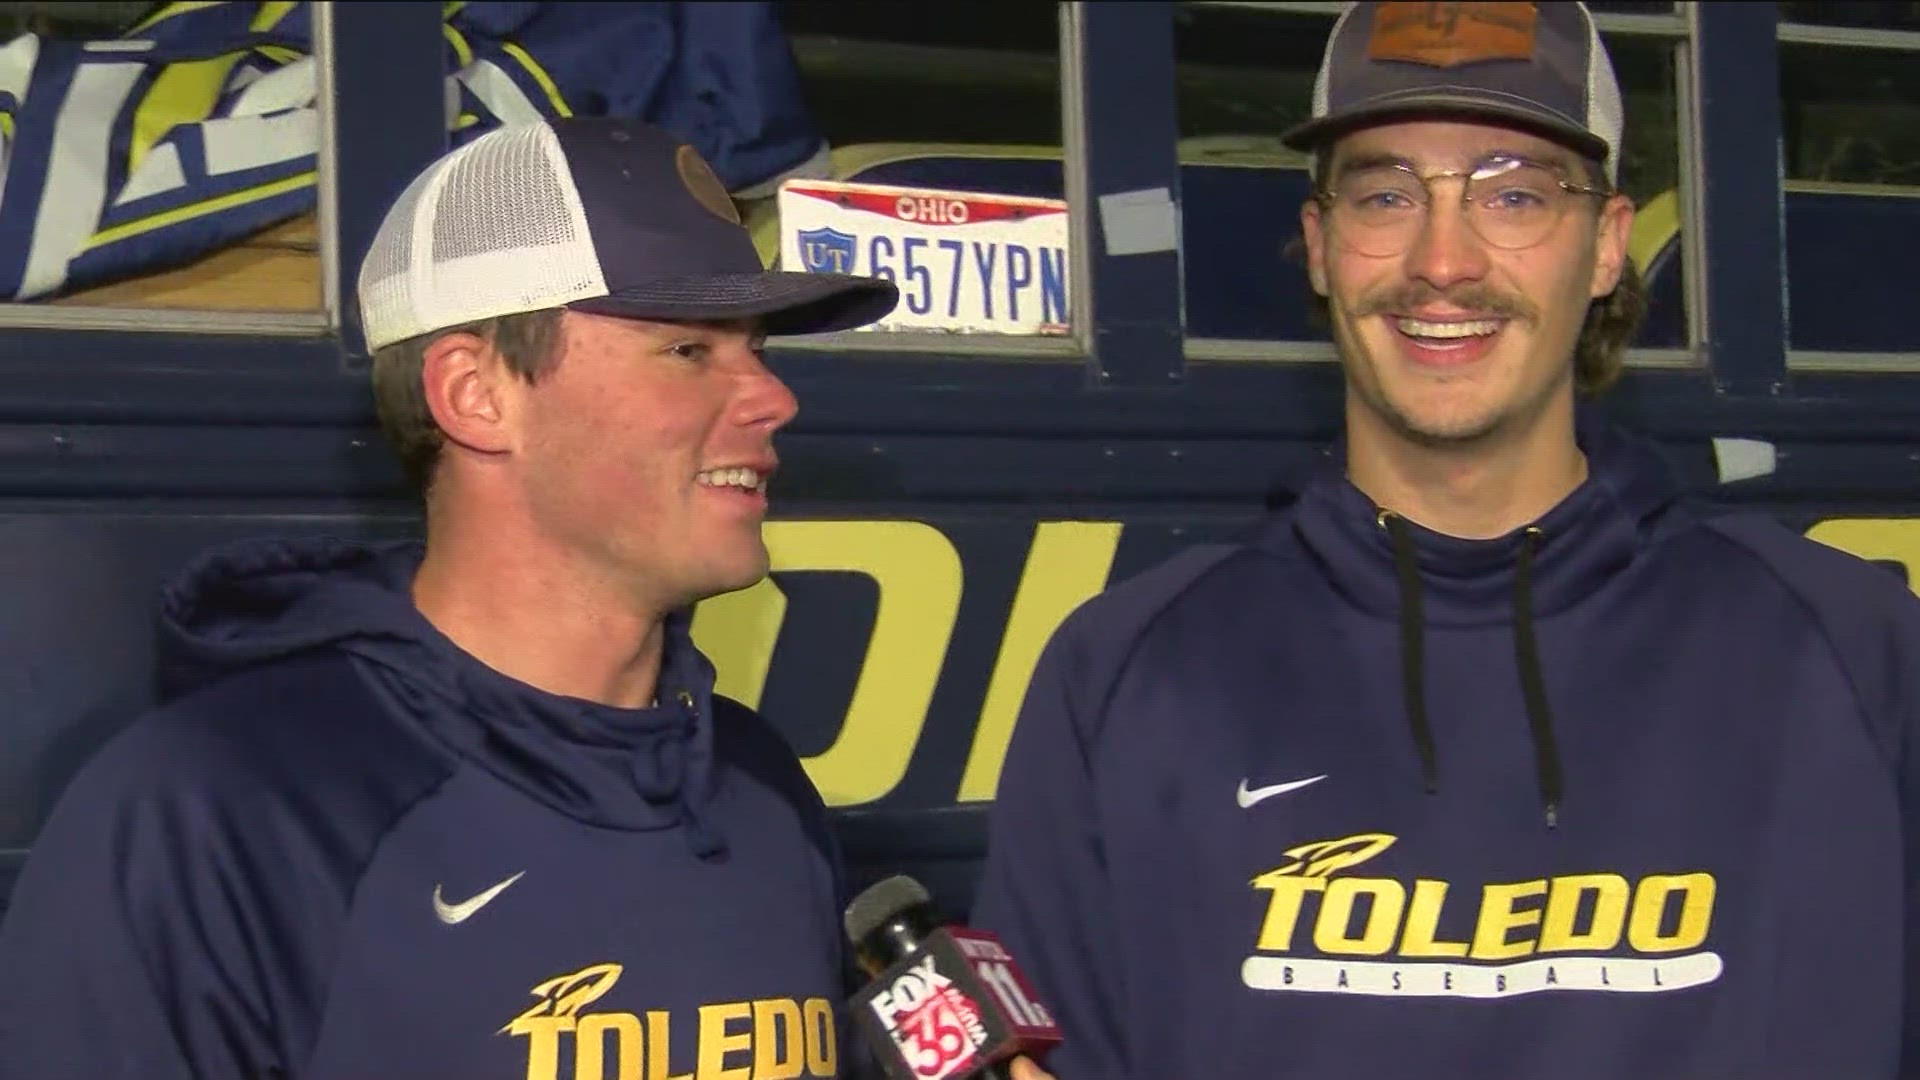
1314 155 1612 258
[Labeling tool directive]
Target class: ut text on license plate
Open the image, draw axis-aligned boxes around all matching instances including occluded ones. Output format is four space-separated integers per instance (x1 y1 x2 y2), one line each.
778 179 1070 335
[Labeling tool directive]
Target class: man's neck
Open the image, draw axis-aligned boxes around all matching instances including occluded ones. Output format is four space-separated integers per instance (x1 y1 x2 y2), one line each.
1345 403 1587 541
410 504 672 710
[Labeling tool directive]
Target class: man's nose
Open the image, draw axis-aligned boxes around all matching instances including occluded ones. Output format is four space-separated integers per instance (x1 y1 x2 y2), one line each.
1402 196 1491 292
730 353 799 433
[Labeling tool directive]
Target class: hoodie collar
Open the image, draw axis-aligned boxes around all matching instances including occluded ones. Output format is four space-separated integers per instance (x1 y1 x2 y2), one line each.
1277 413 1680 629
159 537 728 858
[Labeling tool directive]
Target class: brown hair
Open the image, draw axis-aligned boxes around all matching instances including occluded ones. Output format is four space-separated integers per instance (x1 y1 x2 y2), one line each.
369 308 565 495
1571 255 1645 393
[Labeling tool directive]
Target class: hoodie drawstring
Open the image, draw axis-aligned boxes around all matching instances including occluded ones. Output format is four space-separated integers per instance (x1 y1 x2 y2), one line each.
1381 511 1439 795
1513 526 1564 828
1379 512 1565 828
632 689 729 862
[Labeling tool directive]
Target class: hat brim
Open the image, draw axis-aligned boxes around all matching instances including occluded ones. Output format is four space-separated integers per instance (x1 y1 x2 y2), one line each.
569 270 901 336
1281 92 1609 169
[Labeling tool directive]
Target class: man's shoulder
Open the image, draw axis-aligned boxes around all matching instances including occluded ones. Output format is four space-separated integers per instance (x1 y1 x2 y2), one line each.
1053 538 1273 657
1019 538 1279 733
1694 509 1920 620
709 694 825 805
1692 509 1920 756
54 651 453 853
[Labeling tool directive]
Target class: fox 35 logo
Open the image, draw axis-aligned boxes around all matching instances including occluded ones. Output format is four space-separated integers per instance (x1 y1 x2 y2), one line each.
868 955 991 1080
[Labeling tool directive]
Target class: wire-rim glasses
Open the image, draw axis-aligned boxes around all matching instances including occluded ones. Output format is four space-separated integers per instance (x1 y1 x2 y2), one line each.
1314 155 1612 257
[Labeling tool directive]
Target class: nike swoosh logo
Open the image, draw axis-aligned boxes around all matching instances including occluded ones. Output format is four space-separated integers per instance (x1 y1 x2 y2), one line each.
1236 775 1327 808
433 871 525 925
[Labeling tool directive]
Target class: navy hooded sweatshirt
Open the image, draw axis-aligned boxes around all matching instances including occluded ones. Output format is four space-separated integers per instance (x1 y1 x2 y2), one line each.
972 419 1920 1079
0 538 849 1080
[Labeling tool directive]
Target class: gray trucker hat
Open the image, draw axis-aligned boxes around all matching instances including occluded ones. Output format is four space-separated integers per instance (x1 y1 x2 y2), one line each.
1280 2 1624 184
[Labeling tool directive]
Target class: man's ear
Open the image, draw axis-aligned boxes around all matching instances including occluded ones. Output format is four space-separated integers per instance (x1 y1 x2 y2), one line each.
1589 193 1636 298
420 332 514 456
1301 199 1331 297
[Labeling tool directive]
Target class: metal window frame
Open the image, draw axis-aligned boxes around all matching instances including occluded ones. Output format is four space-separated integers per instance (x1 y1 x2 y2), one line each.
1776 15 1920 370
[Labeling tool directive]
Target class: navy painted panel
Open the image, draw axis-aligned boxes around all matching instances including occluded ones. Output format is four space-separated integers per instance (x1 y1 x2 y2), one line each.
329 1 448 359
1693 2 1789 393
1075 1 1186 387
1784 190 1920 353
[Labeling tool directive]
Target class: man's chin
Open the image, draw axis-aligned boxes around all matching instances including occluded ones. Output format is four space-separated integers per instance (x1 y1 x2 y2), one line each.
1358 385 1506 448
693 554 773 603
1390 409 1507 448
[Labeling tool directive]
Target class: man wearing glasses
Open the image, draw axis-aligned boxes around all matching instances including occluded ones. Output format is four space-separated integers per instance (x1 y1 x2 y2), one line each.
971 3 1920 1077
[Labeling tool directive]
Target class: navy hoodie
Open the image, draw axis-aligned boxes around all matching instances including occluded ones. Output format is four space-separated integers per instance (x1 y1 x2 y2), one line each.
973 419 1920 1079
0 538 849 1079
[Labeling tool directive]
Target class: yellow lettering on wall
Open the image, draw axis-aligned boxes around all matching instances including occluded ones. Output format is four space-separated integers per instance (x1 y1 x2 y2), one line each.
690 521 963 806
1805 518 1920 593
959 522 1123 801
689 575 785 712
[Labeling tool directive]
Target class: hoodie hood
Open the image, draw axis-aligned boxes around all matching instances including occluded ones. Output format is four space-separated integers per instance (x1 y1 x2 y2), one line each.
1270 412 1689 827
1282 413 1683 628
157 536 726 857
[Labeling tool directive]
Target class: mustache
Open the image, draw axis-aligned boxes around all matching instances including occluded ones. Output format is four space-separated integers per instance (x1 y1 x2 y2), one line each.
1349 282 1538 323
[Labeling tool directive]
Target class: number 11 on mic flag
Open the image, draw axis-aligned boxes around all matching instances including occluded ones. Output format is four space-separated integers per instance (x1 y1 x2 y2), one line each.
845 876 1061 1080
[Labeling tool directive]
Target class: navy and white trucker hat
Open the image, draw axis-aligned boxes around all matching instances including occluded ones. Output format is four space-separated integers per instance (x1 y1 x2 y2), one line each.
357 117 900 351
1281 2 1623 184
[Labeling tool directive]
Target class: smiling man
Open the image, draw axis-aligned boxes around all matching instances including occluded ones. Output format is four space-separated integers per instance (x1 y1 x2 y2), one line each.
0 117 900 1078
972 3 1920 1078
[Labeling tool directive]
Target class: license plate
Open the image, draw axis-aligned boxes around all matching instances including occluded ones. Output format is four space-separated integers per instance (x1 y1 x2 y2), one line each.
778 179 1070 335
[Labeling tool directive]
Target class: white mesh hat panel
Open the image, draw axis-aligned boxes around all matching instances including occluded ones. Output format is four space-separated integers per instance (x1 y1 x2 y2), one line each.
1580 6 1625 185
356 122 608 351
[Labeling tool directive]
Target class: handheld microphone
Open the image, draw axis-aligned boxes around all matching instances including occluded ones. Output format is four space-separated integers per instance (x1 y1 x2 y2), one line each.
844 875 1062 1080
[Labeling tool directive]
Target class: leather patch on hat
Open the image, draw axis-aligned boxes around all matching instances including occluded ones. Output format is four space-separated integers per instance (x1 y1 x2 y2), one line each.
675 144 741 225
1367 2 1538 68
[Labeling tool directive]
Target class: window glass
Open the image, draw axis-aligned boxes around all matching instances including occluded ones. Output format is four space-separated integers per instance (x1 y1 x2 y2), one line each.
1173 4 1684 352
1779 40 1920 356
1780 3 1920 31
0 1 324 317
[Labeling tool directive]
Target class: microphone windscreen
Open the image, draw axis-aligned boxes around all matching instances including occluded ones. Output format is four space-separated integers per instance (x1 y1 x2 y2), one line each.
844 874 932 946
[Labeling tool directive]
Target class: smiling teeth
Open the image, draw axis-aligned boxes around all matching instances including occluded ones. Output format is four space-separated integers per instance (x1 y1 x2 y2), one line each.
697 467 766 494
1396 317 1502 338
